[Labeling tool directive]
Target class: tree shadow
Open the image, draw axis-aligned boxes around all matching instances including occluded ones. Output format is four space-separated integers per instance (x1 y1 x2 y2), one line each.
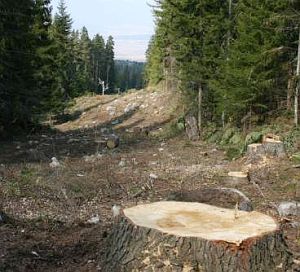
53 97 118 125
0 217 107 272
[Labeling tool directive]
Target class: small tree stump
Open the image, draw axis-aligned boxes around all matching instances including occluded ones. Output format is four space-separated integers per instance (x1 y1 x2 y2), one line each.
185 114 200 141
106 134 120 149
247 139 286 159
247 143 265 157
104 202 292 272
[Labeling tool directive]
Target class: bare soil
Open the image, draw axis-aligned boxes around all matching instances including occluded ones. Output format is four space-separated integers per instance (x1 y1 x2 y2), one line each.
0 89 300 271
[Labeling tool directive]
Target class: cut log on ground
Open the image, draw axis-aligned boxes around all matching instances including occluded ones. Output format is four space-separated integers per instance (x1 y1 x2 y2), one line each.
104 202 292 272
185 114 200 141
166 187 253 211
226 171 250 187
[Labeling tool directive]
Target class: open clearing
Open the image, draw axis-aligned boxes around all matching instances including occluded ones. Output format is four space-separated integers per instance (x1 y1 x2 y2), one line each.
1 89 300 271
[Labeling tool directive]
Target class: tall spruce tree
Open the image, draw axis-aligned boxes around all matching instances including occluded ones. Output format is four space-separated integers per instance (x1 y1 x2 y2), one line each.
0 0 35 131
31 0 56 115
91 34 106 92
213 0 296 124
105 36 115 92
51 0 73 107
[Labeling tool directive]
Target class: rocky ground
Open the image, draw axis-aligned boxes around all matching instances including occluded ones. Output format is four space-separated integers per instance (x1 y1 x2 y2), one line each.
0 89 300 271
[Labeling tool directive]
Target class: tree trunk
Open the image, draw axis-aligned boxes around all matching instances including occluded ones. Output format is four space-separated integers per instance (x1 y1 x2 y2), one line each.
294 27 300 126
198 84 202 136
287 65 294 111
103 202 292 272
185 114 200 141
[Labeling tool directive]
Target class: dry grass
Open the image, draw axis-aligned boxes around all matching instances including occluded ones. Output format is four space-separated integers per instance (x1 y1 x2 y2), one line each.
1 89 300 271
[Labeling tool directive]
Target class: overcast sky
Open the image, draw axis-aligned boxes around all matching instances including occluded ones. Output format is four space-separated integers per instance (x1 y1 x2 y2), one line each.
51 0 155 61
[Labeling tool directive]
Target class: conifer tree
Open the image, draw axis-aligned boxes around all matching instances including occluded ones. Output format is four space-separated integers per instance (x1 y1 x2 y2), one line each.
0 0 35 130
91 34 106 91
51 0 73 106
105 36 115 92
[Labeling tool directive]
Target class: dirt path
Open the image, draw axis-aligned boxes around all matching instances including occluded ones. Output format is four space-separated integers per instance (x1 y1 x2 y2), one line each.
1 91 300 271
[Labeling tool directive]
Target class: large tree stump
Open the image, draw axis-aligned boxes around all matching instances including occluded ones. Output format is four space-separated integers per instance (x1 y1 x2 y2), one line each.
104 202 292 272
247 134 286 159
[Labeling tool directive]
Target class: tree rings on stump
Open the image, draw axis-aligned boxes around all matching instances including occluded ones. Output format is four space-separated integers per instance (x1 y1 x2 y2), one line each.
104 201 292 272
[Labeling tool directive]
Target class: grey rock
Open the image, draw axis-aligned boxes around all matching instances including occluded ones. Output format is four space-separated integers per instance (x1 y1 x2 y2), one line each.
277 201 300 217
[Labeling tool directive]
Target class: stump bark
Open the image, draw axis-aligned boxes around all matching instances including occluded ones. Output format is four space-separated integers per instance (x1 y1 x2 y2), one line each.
247 133 286 159
185 114 200 141
104 202 292 272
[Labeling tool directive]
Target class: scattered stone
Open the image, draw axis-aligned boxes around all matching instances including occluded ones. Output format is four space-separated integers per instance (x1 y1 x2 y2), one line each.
31 251 40 258
124 103 138 114
158 148 164 152
83 154 102 163
118 159 126 167
112 205 121 217
149 173 158 180
106 106 116 116
49 157 60 168
61 188 68 199
277 201 300 217
87 215 100 224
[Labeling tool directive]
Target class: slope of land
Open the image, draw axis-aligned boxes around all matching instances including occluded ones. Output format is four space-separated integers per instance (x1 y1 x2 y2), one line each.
0 88 300 271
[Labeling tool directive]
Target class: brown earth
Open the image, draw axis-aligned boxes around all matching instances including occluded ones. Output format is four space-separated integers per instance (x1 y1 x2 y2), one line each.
0 88 300 271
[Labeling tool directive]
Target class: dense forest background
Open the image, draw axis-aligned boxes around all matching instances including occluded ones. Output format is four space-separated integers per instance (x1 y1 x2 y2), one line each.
0 0 145 134
145 0 300 131
3 0 300 138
